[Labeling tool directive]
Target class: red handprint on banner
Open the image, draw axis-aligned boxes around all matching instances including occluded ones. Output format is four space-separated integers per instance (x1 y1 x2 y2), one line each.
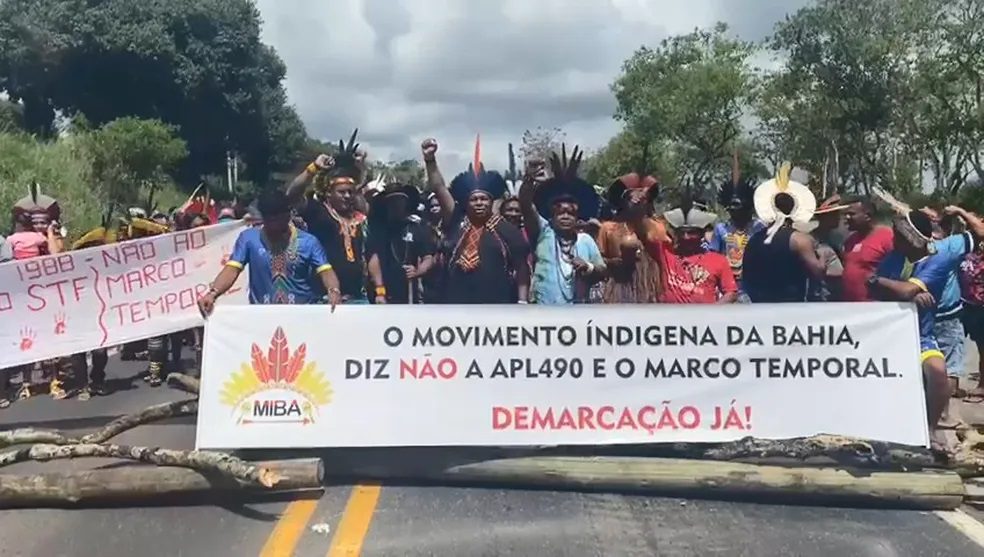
19 327 36 351
54 313 67 335
220 246 231 266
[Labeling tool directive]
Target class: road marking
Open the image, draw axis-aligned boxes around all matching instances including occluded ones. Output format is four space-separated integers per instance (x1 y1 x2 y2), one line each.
936 509 984 548
326 484 382 557
259 498 320 557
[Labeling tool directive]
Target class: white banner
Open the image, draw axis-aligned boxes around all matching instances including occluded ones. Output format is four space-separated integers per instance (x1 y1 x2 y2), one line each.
0 221 247 368
196 303 929 449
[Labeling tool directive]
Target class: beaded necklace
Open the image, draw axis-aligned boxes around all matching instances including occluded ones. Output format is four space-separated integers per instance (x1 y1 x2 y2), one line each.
261 225 300 304
553 234 577 303
324 201 364 263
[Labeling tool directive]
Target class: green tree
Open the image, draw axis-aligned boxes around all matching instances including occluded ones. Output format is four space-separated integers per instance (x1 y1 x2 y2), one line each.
582 130 675 189
0 0 306 183
612 23 754 188
765 0 935 194
367 159 425 189
906 0 984 192
0 98 23 133
80 117 188 208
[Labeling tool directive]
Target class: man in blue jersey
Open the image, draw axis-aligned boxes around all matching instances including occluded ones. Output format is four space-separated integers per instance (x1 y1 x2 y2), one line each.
198 189 342 316
868 205 984 451
920 208 967 407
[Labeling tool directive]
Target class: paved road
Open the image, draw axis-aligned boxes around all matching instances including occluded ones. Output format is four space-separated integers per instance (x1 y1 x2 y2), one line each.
1 355 983 556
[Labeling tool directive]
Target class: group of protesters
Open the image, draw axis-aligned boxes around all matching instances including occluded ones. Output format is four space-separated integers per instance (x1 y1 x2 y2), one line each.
0 184 244 406
4 131 984 452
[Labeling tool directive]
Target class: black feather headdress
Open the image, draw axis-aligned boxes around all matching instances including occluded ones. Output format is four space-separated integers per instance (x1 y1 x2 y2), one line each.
449 135 507 205
533 144 600 220
13 182 61 225
664 188 718 230
316 129 363 189
717 150 755 210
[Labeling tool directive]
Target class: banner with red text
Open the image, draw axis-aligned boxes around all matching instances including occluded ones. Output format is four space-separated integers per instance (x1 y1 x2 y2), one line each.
196 303 929 449
0 221 247 368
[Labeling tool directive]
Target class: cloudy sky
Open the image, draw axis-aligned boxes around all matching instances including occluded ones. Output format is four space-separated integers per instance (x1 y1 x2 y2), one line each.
255 0 809 172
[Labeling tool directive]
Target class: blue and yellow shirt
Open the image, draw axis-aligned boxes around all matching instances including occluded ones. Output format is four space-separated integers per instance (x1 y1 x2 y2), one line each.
227 227 333 305
877 232 972 360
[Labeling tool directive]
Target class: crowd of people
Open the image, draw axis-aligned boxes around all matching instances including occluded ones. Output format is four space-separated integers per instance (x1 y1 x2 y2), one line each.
4 131 984 453
0 185 240 407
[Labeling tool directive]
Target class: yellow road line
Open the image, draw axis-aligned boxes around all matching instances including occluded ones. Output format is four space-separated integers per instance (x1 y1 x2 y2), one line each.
326 484 382 557
259 498 320 557
935 509 984 549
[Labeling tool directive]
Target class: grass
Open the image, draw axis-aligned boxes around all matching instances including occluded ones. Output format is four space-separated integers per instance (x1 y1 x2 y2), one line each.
0 132 186 241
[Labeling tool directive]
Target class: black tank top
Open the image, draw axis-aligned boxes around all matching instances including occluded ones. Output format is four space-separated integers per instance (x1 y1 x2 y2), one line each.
742 226 808 303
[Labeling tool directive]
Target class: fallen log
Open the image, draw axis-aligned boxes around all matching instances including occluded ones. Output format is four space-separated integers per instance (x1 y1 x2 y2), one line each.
0 399 198 448
0 429 72 448
699 434 937 469
81 399 198 444
0 458 324 508
395 456 964 510
951 429 984 478
0 444 281 487
166 373 200 395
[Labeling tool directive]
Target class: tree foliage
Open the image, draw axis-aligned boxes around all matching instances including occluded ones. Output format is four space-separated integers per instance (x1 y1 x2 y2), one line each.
758 0 984 196
602 1 984 201
0 0 307 184
612 23 754 189
78 117 188 208
368 159 425 189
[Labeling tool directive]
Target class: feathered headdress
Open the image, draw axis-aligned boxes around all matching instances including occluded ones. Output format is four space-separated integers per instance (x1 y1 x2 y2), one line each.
663 189 717 230
316 129 363 190
364 171 393 198
532 144 600 220
179 183 218 224
121 189 170 237
871 185 935 250
606 142 660 210
73 204 118 250
754 162 817 244
449 134 507 205
13 182 61 226
718 149 755 210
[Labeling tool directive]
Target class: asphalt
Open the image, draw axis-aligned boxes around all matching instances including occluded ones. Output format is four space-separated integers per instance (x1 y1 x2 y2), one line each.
1 352 983 556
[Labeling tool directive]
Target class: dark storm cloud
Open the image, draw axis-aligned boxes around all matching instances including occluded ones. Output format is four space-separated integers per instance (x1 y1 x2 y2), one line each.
256 0 808 170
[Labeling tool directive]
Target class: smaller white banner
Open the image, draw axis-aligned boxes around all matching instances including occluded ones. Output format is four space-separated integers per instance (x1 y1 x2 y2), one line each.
0 221 247 368
196 303 929 449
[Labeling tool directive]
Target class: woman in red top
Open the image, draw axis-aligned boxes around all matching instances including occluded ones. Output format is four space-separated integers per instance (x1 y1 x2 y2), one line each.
630 195 738 304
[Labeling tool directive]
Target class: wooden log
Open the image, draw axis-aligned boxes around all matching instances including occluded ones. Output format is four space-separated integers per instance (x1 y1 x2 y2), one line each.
0 444 282 487
700 434 937 469
0 429 72 448
393 456 964 511
0 458 324 508
951 429 984 478
81 399 197 443
0 399 198 448
166 373 200 395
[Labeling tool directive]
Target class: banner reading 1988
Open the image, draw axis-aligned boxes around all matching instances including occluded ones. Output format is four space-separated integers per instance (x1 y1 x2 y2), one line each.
0 221 248 369
195 303 928 449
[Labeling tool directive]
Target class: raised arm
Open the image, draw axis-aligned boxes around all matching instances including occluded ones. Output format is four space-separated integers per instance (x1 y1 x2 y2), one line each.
518 160 547 244
285 154 334 209
422 139 455 224
945 205 984 240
